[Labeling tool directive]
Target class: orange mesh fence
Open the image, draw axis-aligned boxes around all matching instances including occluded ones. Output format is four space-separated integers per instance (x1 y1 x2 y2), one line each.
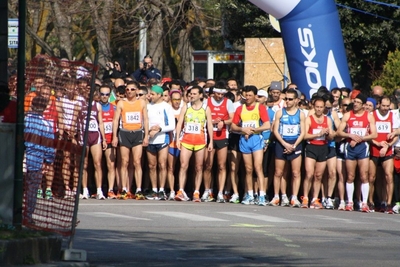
23 55 97 236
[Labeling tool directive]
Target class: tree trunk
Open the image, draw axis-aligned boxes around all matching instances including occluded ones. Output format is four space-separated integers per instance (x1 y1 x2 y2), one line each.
51 0 73 59
147 5 164 77
88 0 113 68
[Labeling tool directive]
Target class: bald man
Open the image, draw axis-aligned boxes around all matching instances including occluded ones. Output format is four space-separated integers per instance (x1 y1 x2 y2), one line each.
372 86 384 97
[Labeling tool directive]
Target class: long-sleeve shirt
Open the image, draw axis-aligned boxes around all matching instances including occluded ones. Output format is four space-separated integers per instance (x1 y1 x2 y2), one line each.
24 113 56 171
147 101 176 145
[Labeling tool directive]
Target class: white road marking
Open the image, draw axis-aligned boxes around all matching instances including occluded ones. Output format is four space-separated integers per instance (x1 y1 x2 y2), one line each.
146 211 227 222
219 212 299 223
80 212 151 221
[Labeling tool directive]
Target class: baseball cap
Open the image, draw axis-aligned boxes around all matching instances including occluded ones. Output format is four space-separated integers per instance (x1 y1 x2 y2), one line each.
270 81 282 91
257 90 269 98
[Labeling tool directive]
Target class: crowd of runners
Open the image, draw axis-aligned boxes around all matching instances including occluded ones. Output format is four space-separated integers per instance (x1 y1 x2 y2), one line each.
19 56 400 215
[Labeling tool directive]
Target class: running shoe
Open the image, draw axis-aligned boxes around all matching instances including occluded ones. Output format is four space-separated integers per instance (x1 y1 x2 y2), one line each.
96 192 106 200
146 190 159 200
37 189 43 199
119 190 128 200
386 204 394 214
301 196 309 208
158 191 167 201
361 203 369 213
201 191 215 202
269 197 280 207
379 202 387 213
338 200 346 211
127 191 135 199
325 198 334 209
345 202 354 211
280 195 290 207
241 194 255 205
322 198 327 209
107 191 117 199
310 199 323 209
393 202 400 214
80 191 89 200
253 194 259 205
174 190 186 201
368 203 375 213
223 194 230 202
258 195 267 206
168 191 175 201
65 190 76 199
216 193 225 203
291 198 301 208
229 194 240 204
45 189 53 200
135 191 145 200
193 192 201 202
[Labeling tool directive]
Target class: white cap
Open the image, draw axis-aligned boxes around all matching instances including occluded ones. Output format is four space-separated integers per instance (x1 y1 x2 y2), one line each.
257 90 269 98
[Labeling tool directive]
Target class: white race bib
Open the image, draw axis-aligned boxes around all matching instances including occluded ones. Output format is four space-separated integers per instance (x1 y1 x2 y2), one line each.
376 121 391 134
312 128 325 140
242 120 257 128
125 112 141 124
283 124 299 136
89 120 98 132
349 127 366 136
186 122 201 134
104 122 112 134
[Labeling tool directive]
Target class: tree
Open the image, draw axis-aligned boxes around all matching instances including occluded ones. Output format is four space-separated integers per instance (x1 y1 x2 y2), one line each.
372 49 400 96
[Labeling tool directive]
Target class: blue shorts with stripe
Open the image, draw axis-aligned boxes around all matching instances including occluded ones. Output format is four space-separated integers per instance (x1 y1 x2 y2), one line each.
345 142 370 160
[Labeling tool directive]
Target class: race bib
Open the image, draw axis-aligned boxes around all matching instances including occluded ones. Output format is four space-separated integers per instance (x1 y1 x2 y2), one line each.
283 124 299 136
125 112 141 124
213 124 219 131
376 121 391 134
349 127 366 136
104 122 112 134
242 120 257 128
186 122 201 134
312 128 325 140
89 120 98 132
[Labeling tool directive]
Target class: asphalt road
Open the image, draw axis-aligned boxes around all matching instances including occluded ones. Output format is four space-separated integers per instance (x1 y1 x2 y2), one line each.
72 199 400 267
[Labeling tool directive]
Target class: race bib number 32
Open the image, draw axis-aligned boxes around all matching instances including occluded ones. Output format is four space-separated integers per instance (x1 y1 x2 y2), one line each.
283 124 299 136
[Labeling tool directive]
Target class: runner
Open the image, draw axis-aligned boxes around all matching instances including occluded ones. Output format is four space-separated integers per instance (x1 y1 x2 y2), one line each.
302 97 334 209
174 86 214 202
145 85 176 200
112 80 149 200
99 85 118 199
202 87 234 203
270 88 305 207
369 96 398 213
231 86 271 206
337 93 377 212
167 89 183 200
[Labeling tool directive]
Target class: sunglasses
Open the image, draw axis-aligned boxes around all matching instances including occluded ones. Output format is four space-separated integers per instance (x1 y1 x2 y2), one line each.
342 104 349 107
172 98 181 101
138 93 144 96
284 97 294 101
126 88 136 91
100 93 110 96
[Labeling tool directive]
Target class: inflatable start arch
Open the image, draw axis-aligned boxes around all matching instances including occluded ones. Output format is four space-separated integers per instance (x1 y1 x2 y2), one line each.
248 0 352 98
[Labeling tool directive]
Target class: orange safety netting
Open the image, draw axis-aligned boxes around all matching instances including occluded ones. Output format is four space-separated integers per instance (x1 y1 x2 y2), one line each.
23 55 97 236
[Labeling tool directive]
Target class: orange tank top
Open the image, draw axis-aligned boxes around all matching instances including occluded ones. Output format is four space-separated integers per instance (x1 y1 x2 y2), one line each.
120 100 143 131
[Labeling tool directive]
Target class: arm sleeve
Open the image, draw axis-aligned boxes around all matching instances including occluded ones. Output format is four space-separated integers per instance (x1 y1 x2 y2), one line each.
161 105 176 133
232 106 242 125
259 105 270 123
226 99 235 113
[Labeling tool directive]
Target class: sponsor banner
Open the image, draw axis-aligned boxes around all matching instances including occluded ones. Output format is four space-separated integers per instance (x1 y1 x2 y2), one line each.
249 0 352 98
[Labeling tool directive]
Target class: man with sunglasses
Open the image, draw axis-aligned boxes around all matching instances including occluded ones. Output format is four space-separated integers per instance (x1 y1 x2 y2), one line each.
337 93 377 212
99 85 118 199
270 88 305 207
202 87 235 203
112 80 149 200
